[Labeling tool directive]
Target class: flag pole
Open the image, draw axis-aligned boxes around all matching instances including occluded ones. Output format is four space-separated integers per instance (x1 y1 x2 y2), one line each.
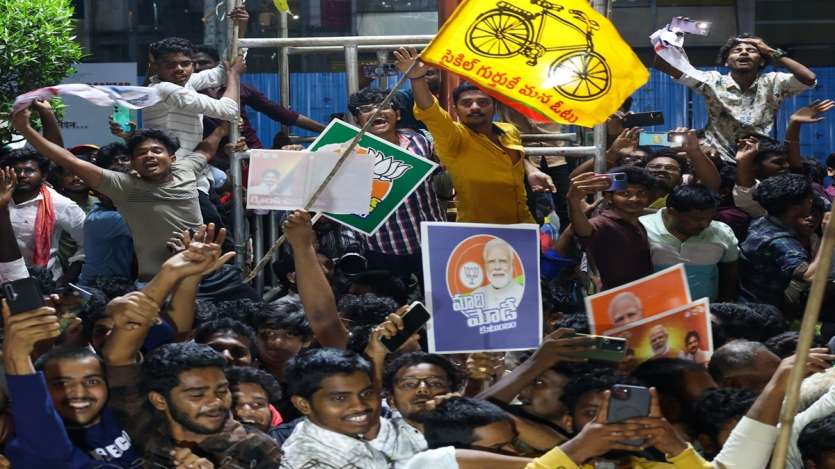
769 202 835 469
244 60 419 283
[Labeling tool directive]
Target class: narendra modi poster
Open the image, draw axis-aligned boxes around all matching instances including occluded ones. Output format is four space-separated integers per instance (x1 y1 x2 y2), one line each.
422 222 542 353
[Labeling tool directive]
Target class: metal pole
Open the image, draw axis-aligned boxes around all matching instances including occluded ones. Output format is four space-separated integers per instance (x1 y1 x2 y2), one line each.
770 204 835 469
254 214 265 293
279 11 290 129
286 44 429 54
376 50 390 89
525 146 598 157
239 35 435 48
227 0 246 271
268 212 279 287
592 0 609 175
521 133 577 143
345 44 360 123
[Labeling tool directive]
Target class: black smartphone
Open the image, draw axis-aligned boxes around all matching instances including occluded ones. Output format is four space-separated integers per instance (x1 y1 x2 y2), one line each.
622 111 664 128
380 301 431 352
2 277 45 315
560 333 628 362
608 385 651 446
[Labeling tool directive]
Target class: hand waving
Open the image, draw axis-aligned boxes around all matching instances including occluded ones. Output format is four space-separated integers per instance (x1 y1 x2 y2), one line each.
790 99 835 125
0 167 17 209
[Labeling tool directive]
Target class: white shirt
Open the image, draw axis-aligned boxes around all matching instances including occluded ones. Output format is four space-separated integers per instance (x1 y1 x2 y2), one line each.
9 186 85 279
714 416 779 469
788 383 835 469
144 65 239 193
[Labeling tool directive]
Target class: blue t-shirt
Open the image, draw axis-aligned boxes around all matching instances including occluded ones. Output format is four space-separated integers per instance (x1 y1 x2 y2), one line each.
79 203 135 286
5 372 141 469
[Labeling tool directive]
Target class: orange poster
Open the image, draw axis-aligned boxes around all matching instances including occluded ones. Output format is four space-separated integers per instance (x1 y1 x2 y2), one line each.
604 298 713 366
585 264 691 334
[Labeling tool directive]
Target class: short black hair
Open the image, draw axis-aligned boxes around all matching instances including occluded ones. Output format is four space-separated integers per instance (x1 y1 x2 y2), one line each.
418 397 511 450
91 276 136 301
348 88 398 116
127 129 180 157
452 81 491 105
35 346 105 373
193 44 220 63
753 173 813 217
194 318 257 351
251 298 313 340
708 340 770 383
338 293 399 327
710 303 788 345
382 352 465 394
551 313 590 334
753 137 787 165
799 415 835 465
194 298 265 326
764 331 826 359
561 367 634 417
719 165 737 191
717 34 772 69
607 165 656 192
95 142 130 170
826 153 835 170
225 366 283 404
149 37 195 61
691 388 756 441
349 271 408 306
284 348 372 399
141 342 226 399
645 149 691 175
667 184 721 212
631 358 710 402
0 148 50 175
802 159 826 185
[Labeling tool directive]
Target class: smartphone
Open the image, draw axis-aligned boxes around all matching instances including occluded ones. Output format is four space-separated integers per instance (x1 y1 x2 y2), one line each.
605 172 628 192
111 105 132 132
2 277 45 315
380 301 431 352
667 131 687 146
608 385 651 446
639 131 681 147
671 17 711 36
621 111 664 128
560 333 628 362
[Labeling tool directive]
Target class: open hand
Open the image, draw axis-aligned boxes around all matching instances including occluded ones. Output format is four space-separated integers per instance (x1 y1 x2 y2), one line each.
790 100 835 124
567 172 613 200
0 167 17 209
394 47 429 79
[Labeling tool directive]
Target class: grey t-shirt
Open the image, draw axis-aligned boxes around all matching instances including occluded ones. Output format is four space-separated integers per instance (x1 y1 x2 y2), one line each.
95 152 206 280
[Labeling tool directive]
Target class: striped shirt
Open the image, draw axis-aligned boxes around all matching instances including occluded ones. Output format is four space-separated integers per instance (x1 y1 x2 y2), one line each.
366 130 446 256
144 66 239 192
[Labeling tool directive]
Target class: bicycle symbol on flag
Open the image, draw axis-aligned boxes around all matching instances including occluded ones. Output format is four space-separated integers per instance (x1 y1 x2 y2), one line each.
465 0 611 101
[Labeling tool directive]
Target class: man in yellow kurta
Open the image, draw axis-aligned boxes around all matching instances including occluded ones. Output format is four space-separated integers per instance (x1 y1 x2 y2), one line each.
395 48 555 224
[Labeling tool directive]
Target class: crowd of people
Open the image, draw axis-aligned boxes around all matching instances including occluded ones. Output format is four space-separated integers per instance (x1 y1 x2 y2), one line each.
2 6 835 467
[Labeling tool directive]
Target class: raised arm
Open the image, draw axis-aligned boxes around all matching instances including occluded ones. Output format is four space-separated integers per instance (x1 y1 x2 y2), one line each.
652 54 684 80
31 100 64 148
11 109 104 188
785 100 835 171
284 210 349 348
678 128 720 191
0 169 22 265
570 127 639 179
394 47 434 110
566 173 611 238
740 38 816 86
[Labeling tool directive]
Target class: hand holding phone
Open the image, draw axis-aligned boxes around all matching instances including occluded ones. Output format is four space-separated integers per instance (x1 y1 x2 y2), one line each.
111 105 132 133
2 278 45 315
607 385 651 446
606 172 628 192
671 17 711 36
380 302 430 352
558 332 627 362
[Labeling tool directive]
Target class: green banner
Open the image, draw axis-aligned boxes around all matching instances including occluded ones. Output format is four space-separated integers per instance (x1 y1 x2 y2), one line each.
309 119 438 236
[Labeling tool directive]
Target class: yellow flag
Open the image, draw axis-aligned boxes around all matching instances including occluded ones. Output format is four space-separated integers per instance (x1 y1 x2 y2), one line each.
273 0 289 12
422 0 648 126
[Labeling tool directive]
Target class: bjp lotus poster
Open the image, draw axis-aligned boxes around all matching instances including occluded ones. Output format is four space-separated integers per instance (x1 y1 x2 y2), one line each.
422 222 542 353
307 119 439 235
585 264 691 335
604 298 713 366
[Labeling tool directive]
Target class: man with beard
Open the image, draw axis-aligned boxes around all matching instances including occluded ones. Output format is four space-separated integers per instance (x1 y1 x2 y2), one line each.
679 331 711 365
641 184 739 302
13 111 228 281
643 128 720 210
3 304 141 468
1 146 85 281
655 34 816 163
470 238 524 311
395 47 554 224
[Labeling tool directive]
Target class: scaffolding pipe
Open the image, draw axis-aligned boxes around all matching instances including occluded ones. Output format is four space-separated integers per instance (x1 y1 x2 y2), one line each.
345 44 361 97
526 146 598 157
286 44 428 54
239 35 435 48
279 11 290 130
520 133 577 142
228 0 246 271
592 0 609 175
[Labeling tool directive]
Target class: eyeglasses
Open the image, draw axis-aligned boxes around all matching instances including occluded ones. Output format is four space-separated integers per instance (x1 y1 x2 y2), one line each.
646 163 681 172
395 377 450 391
356 103 394 114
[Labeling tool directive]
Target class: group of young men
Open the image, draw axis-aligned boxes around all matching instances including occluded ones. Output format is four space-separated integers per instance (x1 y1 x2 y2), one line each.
2 4 835 468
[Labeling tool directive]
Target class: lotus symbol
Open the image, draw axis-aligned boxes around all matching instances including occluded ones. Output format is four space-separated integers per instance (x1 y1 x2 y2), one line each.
369 148 412 212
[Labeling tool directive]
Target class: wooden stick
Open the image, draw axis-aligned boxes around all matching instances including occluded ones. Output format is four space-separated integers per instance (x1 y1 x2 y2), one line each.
770 204 835 469
244 60 419 283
